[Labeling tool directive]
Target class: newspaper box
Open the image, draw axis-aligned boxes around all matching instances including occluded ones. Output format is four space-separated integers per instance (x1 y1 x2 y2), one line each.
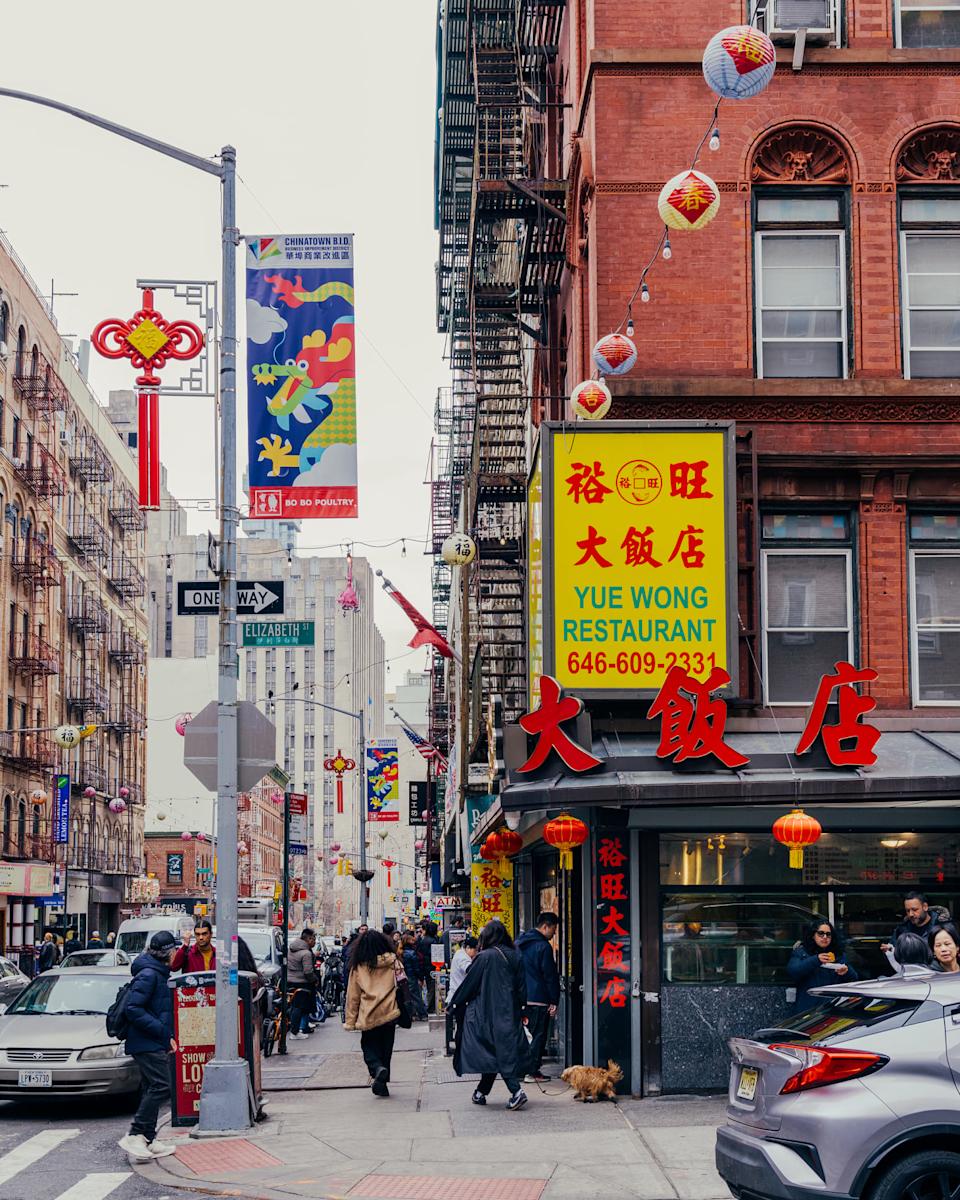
168 970 263 1126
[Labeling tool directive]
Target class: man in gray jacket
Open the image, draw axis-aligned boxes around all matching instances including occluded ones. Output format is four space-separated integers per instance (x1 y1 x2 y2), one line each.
287 928 318 1039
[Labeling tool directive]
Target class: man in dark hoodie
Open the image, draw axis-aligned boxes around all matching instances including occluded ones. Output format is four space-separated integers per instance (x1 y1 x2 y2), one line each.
118 930 178 1163
516 912 560 1083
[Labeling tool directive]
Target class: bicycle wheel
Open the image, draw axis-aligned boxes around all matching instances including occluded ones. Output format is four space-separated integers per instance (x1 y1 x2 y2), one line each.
262 1016 277 1057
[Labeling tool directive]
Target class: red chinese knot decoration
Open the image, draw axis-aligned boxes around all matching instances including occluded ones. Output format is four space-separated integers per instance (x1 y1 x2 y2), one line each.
772 808 822 870
91 289 204 509
544 812 589 871
381 858 395 887
324 748 357 815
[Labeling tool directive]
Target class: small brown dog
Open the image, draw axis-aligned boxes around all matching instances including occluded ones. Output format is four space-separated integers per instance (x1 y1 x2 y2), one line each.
561 1059 623 1101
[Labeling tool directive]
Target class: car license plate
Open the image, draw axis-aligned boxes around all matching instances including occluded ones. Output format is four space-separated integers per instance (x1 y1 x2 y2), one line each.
736 1066 759 1101
18 1069 52 1088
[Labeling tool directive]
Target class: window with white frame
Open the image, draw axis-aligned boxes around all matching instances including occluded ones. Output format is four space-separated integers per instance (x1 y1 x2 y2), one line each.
755 195 847 379
909 513 960 704
896 0 960 47
761 512 853 704
901 195 960 378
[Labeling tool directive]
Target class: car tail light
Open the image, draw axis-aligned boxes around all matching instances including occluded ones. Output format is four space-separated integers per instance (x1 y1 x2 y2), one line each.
770 1045 889 1094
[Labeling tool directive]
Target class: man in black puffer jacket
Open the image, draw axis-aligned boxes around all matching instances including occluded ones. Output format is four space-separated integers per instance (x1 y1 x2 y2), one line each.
516 913 560 1083
117 930 178 1163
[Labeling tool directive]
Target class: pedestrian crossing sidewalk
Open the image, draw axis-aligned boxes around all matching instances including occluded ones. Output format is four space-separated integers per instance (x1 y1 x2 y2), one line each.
0 1129 133 1200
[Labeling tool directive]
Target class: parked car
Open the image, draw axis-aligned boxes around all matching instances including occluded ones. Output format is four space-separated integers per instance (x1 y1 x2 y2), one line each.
60 950 131 969
716 969 960 1200
0 966 139 1099
238 924 283 987
0 957 31 1008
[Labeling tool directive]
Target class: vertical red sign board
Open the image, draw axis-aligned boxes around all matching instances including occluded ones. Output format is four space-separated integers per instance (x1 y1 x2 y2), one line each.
172 982 245 1124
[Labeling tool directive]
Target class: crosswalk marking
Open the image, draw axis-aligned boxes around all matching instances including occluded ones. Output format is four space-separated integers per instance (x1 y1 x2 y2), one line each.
0 1127 81 1186
55 1173 133 1200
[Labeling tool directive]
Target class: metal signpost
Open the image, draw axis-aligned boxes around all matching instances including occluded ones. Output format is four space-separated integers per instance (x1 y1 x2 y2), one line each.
0 87 249 1132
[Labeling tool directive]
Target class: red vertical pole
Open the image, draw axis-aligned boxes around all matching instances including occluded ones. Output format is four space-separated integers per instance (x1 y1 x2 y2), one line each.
336 777 344 815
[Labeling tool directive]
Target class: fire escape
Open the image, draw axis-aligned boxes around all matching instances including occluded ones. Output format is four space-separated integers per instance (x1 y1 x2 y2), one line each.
469 0 566 730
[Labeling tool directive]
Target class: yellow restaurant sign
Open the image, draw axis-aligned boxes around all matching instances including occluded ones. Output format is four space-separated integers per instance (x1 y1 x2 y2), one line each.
470 860 515 937
542 421 737 696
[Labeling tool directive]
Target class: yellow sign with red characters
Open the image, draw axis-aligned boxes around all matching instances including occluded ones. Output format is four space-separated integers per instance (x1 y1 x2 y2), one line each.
543 422 736 695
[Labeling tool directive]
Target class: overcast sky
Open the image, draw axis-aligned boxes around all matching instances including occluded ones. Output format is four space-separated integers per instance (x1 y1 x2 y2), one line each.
2 0 446 676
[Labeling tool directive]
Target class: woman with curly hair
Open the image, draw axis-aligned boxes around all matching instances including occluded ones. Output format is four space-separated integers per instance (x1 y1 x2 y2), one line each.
787 919 857 1012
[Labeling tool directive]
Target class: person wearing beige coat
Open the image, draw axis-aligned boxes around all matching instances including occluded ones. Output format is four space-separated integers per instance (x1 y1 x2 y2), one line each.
344 931 401 1096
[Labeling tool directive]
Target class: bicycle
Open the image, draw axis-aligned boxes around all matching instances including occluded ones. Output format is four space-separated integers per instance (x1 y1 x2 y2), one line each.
261 986 314 1055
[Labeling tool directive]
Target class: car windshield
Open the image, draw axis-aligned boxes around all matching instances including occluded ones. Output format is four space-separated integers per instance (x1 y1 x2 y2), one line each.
764 992 921 1044
7 973 125 1015
241 930 274 963
115 931 148 955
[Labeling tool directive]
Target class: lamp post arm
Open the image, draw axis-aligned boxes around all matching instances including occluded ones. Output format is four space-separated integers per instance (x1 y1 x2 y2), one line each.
0 87 222 177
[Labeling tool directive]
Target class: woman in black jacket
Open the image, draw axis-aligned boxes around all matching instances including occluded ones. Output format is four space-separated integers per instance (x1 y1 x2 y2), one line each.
787 919 857 1012
452 920 530 1111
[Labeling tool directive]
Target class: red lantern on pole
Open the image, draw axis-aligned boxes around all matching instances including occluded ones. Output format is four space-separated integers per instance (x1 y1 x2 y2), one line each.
772 808 822 869
381 858 395 888
543 812 589 871
479 841 497 863
483 828 523 870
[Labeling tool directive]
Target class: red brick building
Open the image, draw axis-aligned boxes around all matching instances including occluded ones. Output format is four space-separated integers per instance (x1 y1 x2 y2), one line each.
144 832 214 912
435 0 960 1093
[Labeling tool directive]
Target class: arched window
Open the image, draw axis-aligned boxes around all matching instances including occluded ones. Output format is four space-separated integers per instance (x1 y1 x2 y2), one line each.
31 807 40 854
751 126 852 380
29 344 38 379
16 799 26 856
1 795 10 855
15 326 25 376
0 302 8 348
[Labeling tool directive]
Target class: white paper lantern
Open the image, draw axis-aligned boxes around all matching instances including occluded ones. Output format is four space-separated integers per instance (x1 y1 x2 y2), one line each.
29 788 46 807
702 26 776 101
571 379 612 421
441 533 477 566
54 724 82 749
592 333 638 377
658 170 720 232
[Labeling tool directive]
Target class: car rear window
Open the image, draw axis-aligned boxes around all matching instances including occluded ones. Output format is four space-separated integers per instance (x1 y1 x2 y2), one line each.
768 993 921 1044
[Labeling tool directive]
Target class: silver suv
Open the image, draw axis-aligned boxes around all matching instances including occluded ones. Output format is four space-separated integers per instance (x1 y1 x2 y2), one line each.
716 970 960 1200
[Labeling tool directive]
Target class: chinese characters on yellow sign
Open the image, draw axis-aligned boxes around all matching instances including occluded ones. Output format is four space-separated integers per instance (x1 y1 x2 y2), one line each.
470 861 515 937
545 423 735 694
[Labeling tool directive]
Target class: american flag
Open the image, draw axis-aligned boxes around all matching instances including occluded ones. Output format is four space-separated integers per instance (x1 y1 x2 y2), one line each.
401 726 448 774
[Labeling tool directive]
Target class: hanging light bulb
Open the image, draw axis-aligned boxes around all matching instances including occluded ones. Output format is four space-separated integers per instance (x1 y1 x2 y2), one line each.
709 127 721 152
401 539 407 558
663 233 673 261
626 311 635 339
640 282 651 304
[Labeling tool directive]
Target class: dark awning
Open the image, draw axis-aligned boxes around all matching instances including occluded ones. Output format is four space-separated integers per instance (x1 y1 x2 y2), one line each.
500 730 960 812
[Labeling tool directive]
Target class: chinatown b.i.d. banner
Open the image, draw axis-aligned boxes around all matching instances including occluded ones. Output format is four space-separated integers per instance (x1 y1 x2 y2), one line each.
246 234 357 519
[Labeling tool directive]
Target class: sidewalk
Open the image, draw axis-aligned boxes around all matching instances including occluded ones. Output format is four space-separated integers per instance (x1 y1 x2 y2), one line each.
137 1019 729 1200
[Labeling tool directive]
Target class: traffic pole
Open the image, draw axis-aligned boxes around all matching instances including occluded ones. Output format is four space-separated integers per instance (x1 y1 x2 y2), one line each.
279 791 290 1055
197 145 251 1133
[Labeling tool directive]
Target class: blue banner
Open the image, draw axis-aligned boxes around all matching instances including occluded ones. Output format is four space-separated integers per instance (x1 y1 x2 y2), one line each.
54 775 69 844
245 234 358 520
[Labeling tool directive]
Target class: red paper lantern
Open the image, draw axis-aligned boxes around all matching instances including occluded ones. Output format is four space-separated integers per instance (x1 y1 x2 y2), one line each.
483 828 523 869
543 812 589 871
479 841 497 862
772 808 822 869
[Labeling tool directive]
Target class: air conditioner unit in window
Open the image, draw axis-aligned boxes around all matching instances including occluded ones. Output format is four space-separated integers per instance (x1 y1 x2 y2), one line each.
763 0 838 45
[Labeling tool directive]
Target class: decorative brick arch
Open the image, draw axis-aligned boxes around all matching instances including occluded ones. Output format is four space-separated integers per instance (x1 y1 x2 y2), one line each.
751 124 852 184
895 124 960 182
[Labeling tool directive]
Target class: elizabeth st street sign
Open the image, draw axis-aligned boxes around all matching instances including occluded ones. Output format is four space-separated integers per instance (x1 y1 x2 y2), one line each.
177 580 284 616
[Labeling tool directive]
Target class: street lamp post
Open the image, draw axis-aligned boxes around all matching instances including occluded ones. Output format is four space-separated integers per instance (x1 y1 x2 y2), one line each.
0 88 247 1132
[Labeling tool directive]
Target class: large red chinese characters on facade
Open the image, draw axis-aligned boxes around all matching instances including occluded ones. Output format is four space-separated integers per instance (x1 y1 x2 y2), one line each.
517 675 602 774
92 289 204 508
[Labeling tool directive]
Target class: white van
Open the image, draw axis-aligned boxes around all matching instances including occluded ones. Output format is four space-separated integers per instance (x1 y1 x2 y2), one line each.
115 913 194 958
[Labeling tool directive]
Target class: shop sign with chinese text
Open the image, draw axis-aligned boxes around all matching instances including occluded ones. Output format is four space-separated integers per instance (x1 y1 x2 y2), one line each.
470 860 514 936
595 830 631 1092
541 421 737 698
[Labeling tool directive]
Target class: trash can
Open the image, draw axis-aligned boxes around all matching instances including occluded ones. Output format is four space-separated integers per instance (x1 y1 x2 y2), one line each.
168 970 264 1126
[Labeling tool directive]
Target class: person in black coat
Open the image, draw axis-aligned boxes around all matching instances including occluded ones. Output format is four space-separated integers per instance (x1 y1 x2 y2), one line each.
516 912 560 1082
37 932 59 973
787 919 857 1012
63 929 83 956
117 930 178 1163
452 919 530 1111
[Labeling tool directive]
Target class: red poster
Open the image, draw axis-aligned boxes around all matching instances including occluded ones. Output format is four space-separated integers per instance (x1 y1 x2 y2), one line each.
172 983 246 1124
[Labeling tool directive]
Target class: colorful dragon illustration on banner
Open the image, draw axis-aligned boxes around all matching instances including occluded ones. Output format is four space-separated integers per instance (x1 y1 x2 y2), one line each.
246 236 358 519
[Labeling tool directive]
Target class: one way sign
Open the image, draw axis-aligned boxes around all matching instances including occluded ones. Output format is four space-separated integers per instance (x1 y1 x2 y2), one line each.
177 580 285 617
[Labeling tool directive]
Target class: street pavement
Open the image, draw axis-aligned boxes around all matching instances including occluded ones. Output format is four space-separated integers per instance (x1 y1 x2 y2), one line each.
0 1097 178 1200
130 1018 730 1200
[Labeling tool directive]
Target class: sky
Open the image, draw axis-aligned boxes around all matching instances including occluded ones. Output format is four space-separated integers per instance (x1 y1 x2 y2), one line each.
1 0 446 678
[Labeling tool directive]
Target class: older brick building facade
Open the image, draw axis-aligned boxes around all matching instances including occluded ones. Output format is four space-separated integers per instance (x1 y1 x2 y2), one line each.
436 0 960 1093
